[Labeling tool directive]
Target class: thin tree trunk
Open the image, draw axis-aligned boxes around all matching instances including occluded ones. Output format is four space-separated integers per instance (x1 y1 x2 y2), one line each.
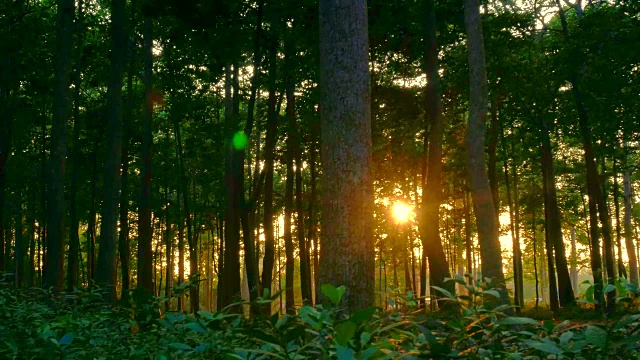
283 130 295 314
67 0 84 291
260 40 278 306
533 209 539 309
45 0 75 291
554 0 609 313
463 0 508 302
118 128 130 303
87 143 98 284
571 227 578 294
542 169 559 312
96 0 127 302
420 0 452 305
623 162 638 285
613 163 626 279
164 181 173 311
138 15 154 296
540 119 574 308
219 0 264 311
308 115 319 303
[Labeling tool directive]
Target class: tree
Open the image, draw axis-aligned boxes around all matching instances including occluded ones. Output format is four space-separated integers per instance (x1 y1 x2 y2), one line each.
95 0 127 301
138 15 154 296
318 0 375 311
44 0 75 291
462 0 508 301
419 0 452 305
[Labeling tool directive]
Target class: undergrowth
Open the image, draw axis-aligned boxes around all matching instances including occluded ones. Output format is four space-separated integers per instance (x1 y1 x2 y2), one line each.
1 274 639 359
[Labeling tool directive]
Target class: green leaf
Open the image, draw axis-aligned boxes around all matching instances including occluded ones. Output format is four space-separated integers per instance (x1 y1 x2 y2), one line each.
497 317 539 326
321 284 346 306
603 284 616 294
336 344 355 360
584 325 607 349
431 286 454 299
524 339 562 355
183 322 207 334
59 332 74 345
232 131 249 150
169 343 192 351
482 290 501 299
350 307 376 324
559 331 574 344
335 321 357 346
360 331 371 345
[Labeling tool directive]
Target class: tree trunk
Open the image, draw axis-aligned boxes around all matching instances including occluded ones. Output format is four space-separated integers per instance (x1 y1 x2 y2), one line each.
542 164 559 312
503 154 523 310
613 163 626 279
138 15 154 296
87 143 98 284
44 0 75 292
420 0 452 305
318 0 375 311
67 0 84 291
95 0 126 302
118 128 130 303
571 227 578 294
463 0 508 302
284 127 296 314
164 182 173 311
540 120 574 308
623 164 638 285
554 0 609 313
308 116 319 303
260 42 279 305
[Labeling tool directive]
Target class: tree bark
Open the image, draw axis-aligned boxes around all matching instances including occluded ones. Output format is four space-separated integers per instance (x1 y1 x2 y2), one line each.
623 163 638 285
67 0 84 291
554 0 609 313
463 0 508 302
44 0 75 292
118 127 130 303
138 15 154 296
260 41 279 305
613 163 627 279
540 119 574 308
319 0 375 311
419 0 452 305
95 0 127 302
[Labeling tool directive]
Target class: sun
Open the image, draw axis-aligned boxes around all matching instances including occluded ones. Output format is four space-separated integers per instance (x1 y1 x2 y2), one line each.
392 201 413 224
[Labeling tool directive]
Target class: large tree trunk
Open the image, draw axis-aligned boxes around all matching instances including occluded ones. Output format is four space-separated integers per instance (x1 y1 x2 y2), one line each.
462 0 508 302
138 15 154 296
623 164 638 285
95 0 127 302
541 156 559 312
540 120 574 308
44 0 75 292
318 0 375 311
419 0 452 306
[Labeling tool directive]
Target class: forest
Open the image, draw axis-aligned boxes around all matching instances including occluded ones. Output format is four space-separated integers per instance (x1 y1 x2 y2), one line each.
1 0 640 358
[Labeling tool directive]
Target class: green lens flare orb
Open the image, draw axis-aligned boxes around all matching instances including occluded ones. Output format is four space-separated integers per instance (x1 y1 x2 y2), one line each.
232 131 249 150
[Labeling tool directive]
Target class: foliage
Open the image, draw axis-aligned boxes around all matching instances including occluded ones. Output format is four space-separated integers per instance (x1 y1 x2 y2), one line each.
2 279 639 359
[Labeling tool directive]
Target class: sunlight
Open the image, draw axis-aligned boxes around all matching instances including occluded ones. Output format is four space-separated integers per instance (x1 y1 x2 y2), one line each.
392 201 413 224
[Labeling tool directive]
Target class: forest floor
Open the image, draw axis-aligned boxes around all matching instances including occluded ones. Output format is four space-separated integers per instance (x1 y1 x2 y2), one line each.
1 282 639 359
